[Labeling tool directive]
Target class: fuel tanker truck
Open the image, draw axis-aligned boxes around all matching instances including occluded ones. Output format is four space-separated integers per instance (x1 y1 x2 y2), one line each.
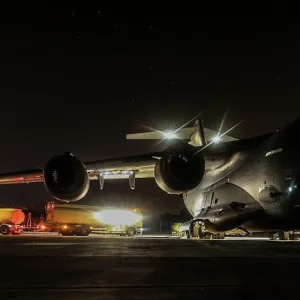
43 201 143 236
0 208 25 235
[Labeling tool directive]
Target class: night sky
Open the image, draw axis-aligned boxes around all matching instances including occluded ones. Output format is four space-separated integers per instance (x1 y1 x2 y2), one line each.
0 2 299 213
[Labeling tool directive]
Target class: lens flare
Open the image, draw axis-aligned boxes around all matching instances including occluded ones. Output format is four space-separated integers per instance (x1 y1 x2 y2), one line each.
164 131 177 139
94 209 141 226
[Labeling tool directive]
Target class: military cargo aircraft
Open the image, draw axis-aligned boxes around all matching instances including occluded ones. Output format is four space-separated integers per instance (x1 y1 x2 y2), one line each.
0 118 299 240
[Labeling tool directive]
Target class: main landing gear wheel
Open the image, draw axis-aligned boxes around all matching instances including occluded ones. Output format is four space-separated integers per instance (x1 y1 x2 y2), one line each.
279 231 289 240
217 232 225 239
186 230 191 239
212 232 225 239
189 220 202 239
269 232 290 240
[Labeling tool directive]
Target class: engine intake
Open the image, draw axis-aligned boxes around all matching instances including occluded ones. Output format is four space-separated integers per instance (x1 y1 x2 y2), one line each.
155 143 205 194
44 153 89 202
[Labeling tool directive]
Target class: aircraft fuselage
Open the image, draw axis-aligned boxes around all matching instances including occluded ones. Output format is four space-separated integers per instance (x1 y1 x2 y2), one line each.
184 118 300 233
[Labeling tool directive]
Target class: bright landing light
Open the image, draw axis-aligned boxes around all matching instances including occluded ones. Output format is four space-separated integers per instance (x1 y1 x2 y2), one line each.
212 136 221 143
94 209 141 226
164 131 177 139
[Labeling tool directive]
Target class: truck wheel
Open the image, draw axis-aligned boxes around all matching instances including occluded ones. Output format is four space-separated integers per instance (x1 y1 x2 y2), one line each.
76 230 90 236
60 231 74 236
126 227 136 236
0 225 10 235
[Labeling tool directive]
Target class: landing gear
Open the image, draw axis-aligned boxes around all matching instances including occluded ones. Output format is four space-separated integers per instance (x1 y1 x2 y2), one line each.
216 232 225 239
189 221 203 239
189 220 225 240
186 230 191 239
279 231 289 240
269 231 292 240
211 232 225 239
192 222 200 238
289 231 296 240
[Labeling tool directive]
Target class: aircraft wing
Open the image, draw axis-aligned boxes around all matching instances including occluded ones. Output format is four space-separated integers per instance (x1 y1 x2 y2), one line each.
0 119 240 186
0 119 243 202
85 153 161 180
0 153 161 185
0 169 44 184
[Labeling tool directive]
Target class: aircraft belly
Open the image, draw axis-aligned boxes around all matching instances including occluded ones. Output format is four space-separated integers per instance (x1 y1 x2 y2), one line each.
184 182 263 231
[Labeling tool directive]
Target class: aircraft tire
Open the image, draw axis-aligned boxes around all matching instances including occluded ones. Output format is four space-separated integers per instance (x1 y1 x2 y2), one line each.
217 232 225 239
289 232 296 240
279 231 289 240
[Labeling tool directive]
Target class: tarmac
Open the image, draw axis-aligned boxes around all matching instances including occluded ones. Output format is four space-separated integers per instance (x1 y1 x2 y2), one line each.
2 233 300 299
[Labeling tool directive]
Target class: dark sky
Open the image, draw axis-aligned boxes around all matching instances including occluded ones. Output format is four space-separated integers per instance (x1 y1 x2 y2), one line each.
0 2 299 213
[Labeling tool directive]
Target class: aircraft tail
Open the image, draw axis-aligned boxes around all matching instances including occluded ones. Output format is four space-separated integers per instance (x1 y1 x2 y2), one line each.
126 120 238 146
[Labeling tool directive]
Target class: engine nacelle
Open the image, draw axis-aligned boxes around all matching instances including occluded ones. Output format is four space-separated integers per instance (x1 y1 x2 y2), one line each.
154 143 205 194
44 153 90 202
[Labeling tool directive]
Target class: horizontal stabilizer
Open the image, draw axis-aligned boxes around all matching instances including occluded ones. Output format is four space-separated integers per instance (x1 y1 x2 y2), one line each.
126 128 194 140
126 125 238 144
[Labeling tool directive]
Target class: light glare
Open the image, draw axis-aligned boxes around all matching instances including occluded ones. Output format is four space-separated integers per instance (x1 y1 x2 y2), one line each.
212 136 221 143
164 131 176 139
94 209 141 226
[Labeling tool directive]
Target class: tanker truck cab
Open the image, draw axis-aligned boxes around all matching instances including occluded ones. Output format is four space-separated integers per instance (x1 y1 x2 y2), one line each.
0 208 25 235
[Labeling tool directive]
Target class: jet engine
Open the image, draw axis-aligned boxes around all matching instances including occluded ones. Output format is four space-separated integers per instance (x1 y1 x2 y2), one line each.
154 143 205 194
43 153 90 202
